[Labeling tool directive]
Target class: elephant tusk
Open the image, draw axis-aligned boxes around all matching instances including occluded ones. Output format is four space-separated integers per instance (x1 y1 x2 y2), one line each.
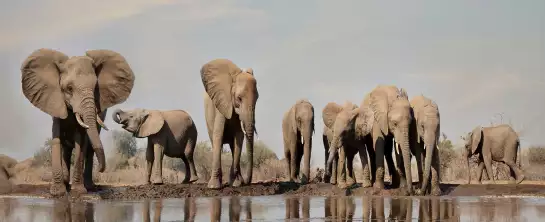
301 134 304 143
75 113 90 129
395 142 401 154
96 114 109 131
240 121 247 136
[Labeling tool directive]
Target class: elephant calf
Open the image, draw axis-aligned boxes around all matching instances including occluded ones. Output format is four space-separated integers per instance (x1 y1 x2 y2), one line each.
113 108 199 184
462 124 524 184
282 99 315 184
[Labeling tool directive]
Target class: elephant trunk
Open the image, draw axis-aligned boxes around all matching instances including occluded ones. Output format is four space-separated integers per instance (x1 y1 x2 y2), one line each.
112 108 123 124
397 130 412 193
81 98 106 173
301 118 314 183
242 108 255 185
325 137 340 179
420 136 437 194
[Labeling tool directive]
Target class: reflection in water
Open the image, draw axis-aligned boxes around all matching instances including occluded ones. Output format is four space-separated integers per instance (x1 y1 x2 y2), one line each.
0 195 542 221
210 196 253 222
52 198 94 222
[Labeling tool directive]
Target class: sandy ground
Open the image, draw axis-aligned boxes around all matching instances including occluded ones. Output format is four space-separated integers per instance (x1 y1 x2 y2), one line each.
4 180 545 200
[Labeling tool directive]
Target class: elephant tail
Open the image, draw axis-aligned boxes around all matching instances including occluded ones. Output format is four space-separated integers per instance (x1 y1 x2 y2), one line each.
517 139 521 168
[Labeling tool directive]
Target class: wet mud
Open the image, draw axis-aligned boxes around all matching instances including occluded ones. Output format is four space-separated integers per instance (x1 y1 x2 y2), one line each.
5 182 545 200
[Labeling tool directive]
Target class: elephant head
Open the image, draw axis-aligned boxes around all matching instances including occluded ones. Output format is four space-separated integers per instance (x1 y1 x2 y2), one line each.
462 126 483 184
200 59 258 181
112 108 164 138
21 49 135 172
323 102 359 176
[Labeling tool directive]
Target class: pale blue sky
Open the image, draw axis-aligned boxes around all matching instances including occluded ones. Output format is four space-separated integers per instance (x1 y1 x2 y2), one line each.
0 0 544 167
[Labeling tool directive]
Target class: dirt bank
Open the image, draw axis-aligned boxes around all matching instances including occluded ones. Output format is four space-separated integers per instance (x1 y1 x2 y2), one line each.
5 182 545 200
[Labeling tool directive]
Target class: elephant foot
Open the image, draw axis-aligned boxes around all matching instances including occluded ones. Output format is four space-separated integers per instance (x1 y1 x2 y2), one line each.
84 181 97 192
50 183 68 197
337 182 348 189
151 177 164 185
516 175 525 184
208 178 223 189
300 175 309 185
361 179 372 188
430 187 442 196
70 183 88 196
346 177 356 187
373 181 385 190
189 175 199 183
391 176 401 188
415 188 424 196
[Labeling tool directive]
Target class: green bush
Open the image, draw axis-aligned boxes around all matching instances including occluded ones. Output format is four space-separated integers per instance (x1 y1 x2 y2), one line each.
107 130 139 171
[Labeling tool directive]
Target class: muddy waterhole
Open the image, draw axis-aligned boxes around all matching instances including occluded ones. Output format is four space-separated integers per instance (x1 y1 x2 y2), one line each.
1 195 545 221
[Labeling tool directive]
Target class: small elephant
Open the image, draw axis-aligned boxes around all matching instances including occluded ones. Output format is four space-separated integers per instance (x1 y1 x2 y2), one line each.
462 124 524 184
112 108 199 184
20 48 135 196
360 85 413 193
282 99 315 184
409 95 442 196
323 101 374 188
201 59 259 189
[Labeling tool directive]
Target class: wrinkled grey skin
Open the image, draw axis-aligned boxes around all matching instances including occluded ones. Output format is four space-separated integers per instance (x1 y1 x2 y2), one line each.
201 59 258 189
323 101 375 188
113 108 199 184
282 99 315 184
0 155 17 194
360 85 413 194
409 95 442 196
20 48 135 196
462 124 524 184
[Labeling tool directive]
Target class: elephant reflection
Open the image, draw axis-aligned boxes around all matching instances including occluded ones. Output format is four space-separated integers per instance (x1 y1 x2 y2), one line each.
361 197 459 221
210 197 253 222
52 198 95 222
285 196 310 220
324 196 355 221
142 198 198 222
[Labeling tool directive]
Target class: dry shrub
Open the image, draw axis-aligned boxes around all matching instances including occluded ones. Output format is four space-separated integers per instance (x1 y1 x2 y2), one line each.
527 146 545 165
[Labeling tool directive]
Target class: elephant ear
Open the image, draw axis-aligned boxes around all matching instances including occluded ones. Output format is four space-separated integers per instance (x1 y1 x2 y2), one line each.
86 50 135 112
370 90 389 135
201 59 242 119
136 110 165 138
322 102 342 129
398 88 409 99
21 48 69 119
470 126 483 154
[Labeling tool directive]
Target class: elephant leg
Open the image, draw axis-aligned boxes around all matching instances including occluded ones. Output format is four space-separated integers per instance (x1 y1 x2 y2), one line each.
83 137 96 191
483 155 495 184
232 130 244 187
475 160 485 184
295 142 304 182
71 131 87 195
151 142 165 185
372 129 386 189
61 145 73 188
357 144 372 188
345 148 356 186
386 138 400 188
364 137 377 185
180 154 191 184
50 119 66 196
412 142 424 191
331 153 338 185
185 139 199 183
208 113 226 189
284 150 292 182
337 146 347 188
145 142 154 185
504 160 524 184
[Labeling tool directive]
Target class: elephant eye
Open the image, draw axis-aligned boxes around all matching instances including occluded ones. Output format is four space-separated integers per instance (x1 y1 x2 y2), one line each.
65 85 73 94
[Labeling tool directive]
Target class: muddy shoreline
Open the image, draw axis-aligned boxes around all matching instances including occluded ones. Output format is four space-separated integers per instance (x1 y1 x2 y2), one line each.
5 182 545 200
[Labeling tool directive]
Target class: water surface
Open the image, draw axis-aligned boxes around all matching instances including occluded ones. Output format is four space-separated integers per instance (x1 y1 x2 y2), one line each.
1 195 544 221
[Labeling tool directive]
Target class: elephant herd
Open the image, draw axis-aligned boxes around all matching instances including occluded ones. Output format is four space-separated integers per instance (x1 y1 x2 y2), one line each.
16 48 524 197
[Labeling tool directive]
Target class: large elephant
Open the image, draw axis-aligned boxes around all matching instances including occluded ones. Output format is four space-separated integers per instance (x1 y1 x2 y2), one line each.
20 48 135 196
462 124 524 184
112 108 199 184
282 99 315 184
360 85 413 193
323 101 375 188
409 95 442 195
201 59 259 189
